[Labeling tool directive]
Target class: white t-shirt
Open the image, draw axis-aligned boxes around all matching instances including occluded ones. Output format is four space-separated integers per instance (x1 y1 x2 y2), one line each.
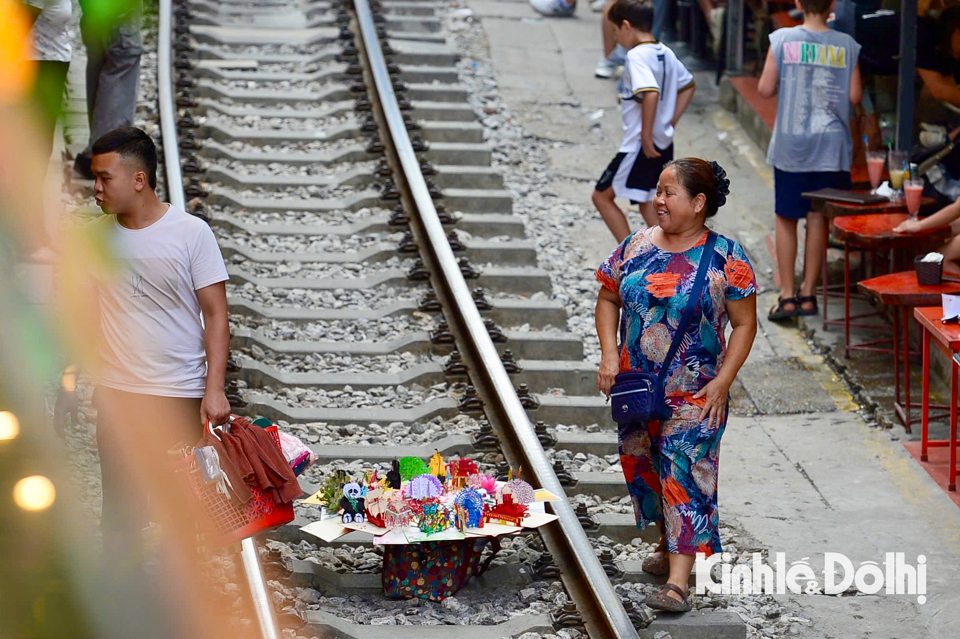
92 205 229 398
618 42 694 153
26 0 72 62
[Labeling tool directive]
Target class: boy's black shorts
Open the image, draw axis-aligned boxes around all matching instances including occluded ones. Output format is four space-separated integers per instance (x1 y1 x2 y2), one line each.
595 144 674 204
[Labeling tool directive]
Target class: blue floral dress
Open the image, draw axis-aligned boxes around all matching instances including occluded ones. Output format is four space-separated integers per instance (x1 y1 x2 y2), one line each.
596 227 757 555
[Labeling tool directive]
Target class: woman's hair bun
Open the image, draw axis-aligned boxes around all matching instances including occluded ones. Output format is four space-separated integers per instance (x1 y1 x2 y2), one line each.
710 161 730 210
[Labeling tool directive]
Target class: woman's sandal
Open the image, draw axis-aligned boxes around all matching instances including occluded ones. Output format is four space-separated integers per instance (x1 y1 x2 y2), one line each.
640 551 669 576
797 295 819 316
768 297 800 321
646 583 692 613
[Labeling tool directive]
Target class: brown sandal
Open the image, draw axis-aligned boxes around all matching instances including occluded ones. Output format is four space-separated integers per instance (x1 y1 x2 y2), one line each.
641 551 669 576
646 583 692 612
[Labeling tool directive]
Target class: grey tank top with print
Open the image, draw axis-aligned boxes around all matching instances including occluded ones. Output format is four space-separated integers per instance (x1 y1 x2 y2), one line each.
766 26 861 173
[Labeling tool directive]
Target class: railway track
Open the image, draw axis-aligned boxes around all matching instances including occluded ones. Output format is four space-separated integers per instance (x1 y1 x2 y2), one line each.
159 0 656 636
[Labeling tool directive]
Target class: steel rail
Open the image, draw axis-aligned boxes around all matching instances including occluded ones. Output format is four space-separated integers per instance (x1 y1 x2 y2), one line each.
351 1 638 637
158 2 280 637
158 0 186 212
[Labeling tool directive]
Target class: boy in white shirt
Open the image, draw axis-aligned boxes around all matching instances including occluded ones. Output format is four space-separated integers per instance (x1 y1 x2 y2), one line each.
592 0 696 242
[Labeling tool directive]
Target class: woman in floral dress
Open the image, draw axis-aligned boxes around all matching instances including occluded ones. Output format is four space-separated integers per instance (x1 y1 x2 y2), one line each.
595 158 758 612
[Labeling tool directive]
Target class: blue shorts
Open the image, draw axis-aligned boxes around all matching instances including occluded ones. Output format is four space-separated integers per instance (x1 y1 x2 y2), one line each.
774 168 851 220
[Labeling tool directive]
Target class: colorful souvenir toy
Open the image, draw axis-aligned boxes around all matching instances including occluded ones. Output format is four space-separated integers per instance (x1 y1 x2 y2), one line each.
417 500 452 535
364 487 388 527
484 498 527 526
447 458 479 489
340 482 366 524
484 480 529 526
467 472 496 495
384 499 413 528
385 459 402 489
454 489 485 528
406 473 443 500
398 456 430 481
503 478 535 505
317 470 351 509
429 450 446 481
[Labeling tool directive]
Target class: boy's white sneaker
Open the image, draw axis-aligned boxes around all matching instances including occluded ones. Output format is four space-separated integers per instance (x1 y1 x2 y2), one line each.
595 57 618 78
590 0 607 11
530 0 576 17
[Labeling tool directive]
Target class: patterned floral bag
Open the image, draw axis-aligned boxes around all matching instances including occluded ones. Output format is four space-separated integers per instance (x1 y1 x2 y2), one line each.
381 537 501 601
609 232 717 424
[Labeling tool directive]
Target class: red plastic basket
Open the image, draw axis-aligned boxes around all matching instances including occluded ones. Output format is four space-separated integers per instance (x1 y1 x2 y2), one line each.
177 424 295 546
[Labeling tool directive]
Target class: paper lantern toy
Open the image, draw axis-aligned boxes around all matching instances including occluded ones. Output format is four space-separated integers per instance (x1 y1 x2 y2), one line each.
398 456 430 481
448 458 479 489
454 489 485 528
406 473 443 500
384 500 413 528
503 479 535 505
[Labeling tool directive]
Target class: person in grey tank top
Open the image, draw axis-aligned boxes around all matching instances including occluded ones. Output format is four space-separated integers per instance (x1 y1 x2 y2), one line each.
757 0 862 322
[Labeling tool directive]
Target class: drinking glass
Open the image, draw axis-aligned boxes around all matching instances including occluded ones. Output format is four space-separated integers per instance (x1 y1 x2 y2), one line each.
904 178 924 218
866 150 886 193
888 150 909 203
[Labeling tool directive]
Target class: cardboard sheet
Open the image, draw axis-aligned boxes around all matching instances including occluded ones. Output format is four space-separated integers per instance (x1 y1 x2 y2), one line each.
465 523 522 537
373 529 410 545
534 489 561 502
300 518 349 543
403 527 466 543
520 512 560 528
298 489 328 506
342 521 388 536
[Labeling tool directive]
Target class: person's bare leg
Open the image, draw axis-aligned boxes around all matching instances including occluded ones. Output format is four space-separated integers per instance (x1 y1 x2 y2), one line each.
775 214 799 311
940 235 960 276
663 553 696 601
602 0 616 58
593 187 631 242
798 211 826 311
639 200 658 228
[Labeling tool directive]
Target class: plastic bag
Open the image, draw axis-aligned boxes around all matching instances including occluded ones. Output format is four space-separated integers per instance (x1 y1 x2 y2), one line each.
277 430 317 476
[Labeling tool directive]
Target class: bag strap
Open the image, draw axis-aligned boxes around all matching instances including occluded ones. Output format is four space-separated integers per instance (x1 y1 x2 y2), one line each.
656 231 718 387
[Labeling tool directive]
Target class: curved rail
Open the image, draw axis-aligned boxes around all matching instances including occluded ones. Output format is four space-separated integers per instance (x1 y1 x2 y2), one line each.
157 2 279 637
351 1 638 637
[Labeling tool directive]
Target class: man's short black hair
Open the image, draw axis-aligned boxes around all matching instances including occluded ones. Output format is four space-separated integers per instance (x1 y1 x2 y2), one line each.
607 0 655 33
91 127 158 190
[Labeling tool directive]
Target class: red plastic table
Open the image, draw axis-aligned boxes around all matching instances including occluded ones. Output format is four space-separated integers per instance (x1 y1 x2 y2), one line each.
914 306 960 490
833 214 950 358
858 272 960 432
810 196 937 331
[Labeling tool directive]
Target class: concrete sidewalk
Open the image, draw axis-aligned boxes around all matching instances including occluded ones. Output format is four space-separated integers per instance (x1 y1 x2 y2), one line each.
463 1 960 636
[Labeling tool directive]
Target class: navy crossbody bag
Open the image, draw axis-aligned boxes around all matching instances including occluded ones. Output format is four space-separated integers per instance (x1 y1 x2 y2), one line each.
609 232 717 424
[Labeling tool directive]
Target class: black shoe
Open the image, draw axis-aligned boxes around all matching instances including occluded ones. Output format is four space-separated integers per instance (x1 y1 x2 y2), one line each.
73 153 94 180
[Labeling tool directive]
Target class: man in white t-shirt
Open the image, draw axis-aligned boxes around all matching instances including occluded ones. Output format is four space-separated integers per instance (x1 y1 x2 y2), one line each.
87 127 229 575
592 0 695 242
